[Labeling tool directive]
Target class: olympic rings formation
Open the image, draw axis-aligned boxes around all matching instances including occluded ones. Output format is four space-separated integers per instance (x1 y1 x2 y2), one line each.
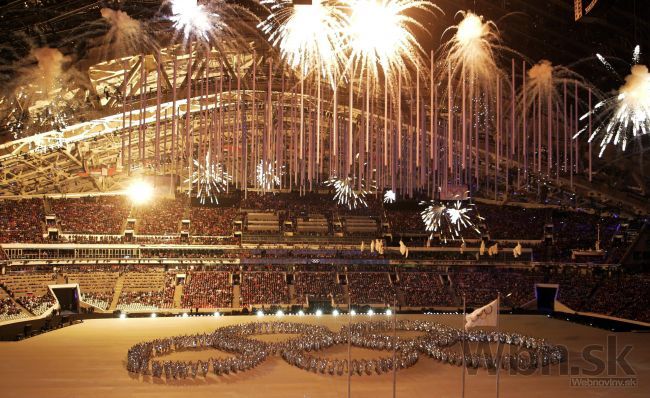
126 321 566 381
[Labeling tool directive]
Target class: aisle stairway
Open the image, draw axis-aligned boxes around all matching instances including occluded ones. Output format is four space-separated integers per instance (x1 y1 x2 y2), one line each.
289 285 297 305
173 284 184 309
109 276 124 311
232 285 241 308
341 285 350 308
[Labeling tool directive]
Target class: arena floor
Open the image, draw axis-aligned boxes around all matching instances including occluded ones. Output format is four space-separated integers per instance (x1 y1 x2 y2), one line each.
0 314 647 398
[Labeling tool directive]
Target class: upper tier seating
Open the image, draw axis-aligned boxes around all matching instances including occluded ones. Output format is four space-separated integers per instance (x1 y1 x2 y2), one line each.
0 199 44 243
51 196 131 234
133 198 185 235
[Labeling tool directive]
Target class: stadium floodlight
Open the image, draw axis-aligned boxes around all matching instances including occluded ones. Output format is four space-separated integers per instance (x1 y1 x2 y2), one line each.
214 311 221 317
257 310 264 317
315 309 323 317
182 312 189 318
276 310 284 317
332 309 339 317
150 313 157 318
385 309 392 316
350 309 357 316
297 310 305 316
126 179 154 204
367 309 374 316
119 312 127 319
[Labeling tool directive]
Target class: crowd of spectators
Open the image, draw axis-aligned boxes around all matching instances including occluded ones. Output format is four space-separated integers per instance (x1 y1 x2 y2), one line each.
16 293 55 316
398 272 454 307
80 292 113 310
386 211 425 235
451 268 542 308
583 273 650 323
133 198 185 235
0 297 24 321
347 272 396 305
240 272 289 306
117 273 175 311
50 196 131 234
190 207 237 236
293 271 344 304
546 270 602 311
181 272 232 308
552 211 620 259
477 204 548 240
0 199 44 243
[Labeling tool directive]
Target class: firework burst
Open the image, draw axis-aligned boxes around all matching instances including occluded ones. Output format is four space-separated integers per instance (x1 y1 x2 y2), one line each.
256 160 281 191
4 47 91 138
342 0 438 88
259 0 347 85
326 176 370 210
519 60 595 109
162 0 259 47
578 47 650 156
185 153 232 204
440 11 507 92
98 8 157 59
420 199 482 242
383 189 396 204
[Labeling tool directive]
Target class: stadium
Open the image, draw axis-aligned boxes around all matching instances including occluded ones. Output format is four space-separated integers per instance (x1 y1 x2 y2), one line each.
0 0 648 397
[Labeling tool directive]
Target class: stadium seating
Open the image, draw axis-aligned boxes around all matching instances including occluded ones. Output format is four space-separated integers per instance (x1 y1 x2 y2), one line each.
181 271 232 308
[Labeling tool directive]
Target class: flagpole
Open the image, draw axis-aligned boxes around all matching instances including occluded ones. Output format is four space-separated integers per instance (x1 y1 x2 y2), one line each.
348 293 352 398
462 294 466 398
495 292 501 398
392 294 397 398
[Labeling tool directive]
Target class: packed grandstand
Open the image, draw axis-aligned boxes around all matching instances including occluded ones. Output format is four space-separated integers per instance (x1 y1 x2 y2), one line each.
0 191 647 325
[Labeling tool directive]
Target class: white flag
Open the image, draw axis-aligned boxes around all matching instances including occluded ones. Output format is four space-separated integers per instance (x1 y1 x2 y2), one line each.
370 240 375 253
360 241 365 252
465 298 498 329
399 240 406 256
479 240 485 256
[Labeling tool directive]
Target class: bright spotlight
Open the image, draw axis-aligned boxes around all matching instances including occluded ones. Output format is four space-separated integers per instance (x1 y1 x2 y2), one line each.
297 310 305 316
385 309 392 316
276 310 284 317
182 312 189 318
119 312 127 319
127 180 153 204
367 309 374 316
257 310 264 317
332 309 340 317
214 311 221 317
350 309 357 316
315 309 323 317
150 313 157 318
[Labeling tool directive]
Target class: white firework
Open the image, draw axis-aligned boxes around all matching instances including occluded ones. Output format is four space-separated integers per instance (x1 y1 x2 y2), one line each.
383 189 396 204
420 200 447 233
258 0 347 85
185 153 231 204
326 176 369 210
578 47 649 156
256 160 281 190
420 200 482 242
167 0 213 41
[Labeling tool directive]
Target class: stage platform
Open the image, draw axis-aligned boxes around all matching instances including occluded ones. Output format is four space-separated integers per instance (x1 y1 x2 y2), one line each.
0 315 647 398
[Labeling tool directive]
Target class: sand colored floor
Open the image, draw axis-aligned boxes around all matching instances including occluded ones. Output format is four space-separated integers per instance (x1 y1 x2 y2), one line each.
0 314 648 398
